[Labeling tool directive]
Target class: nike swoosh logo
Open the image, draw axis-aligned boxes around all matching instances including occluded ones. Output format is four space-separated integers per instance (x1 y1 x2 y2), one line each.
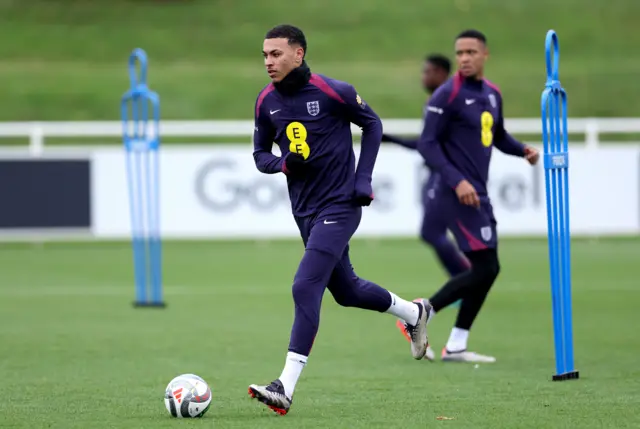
323 220 337 225
465 99 475 105
270 109 281 115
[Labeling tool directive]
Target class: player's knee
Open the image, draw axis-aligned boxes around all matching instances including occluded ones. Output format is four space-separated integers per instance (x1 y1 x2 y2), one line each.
291 276 323 306
292 249 338 304
470 251 500 284
482 263 499 286
291 279 307 304
486 250 500 279
491 257 501 279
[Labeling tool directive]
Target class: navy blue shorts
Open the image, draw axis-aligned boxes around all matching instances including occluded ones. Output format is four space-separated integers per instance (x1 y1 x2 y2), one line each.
423 183 497 253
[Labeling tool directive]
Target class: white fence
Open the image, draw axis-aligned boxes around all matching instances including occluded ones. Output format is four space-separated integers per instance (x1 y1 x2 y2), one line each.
0 117 638 241
1 117 640 155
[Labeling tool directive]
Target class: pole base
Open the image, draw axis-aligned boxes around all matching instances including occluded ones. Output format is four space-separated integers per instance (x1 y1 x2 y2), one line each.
133 301 166 308
552 370 579 381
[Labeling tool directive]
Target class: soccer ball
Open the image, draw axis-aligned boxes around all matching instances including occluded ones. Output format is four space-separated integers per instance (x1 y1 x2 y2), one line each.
164 374 212 418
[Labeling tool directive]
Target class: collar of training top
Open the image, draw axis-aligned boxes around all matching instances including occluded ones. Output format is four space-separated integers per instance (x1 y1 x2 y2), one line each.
274 61 311 96
462 75 485 92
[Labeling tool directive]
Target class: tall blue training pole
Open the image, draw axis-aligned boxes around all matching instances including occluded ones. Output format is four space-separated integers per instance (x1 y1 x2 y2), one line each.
540 30 578 381
121 48 165 308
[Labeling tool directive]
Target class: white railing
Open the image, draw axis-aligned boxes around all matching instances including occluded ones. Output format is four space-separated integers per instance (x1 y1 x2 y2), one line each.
1 117 640 155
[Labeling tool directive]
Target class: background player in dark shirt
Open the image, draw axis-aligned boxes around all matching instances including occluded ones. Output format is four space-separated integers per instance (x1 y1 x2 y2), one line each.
248 24 431 415
383 54 469 359
382 53 453 149
398 30 539 363
383 53 470 296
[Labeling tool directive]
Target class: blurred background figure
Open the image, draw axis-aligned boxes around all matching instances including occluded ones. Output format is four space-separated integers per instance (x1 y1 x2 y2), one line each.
382 53 471 290
423 54 452 93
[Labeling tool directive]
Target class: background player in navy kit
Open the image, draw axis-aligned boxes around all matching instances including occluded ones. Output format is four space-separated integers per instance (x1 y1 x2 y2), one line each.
248 24 430 415
382 54 468 357
383 54 470 295
382 54 452 150
399 30 540 363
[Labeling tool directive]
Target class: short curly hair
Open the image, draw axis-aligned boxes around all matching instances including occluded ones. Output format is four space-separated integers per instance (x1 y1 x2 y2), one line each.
265 24 307 58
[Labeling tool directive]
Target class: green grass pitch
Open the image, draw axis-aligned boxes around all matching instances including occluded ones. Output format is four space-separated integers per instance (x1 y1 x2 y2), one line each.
1 237 639 428
1 0 640 122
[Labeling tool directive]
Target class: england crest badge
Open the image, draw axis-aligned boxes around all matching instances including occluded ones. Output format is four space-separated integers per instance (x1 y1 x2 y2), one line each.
307 101 320 116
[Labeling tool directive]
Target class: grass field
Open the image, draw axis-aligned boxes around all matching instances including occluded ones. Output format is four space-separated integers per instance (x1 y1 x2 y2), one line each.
1 237 639 428
1 0 639 121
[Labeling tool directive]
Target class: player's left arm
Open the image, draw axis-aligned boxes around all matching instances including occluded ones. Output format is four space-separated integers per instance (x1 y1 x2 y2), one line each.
336 83 383 204
493 94 539 164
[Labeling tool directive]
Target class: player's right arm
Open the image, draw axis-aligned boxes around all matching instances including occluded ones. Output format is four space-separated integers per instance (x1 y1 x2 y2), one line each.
416 88 465 190
252 91 283 174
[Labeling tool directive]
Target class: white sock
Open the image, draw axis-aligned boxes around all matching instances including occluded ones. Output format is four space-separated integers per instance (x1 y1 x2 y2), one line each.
278 352 307 399
385 292 419 326
446 327 469 352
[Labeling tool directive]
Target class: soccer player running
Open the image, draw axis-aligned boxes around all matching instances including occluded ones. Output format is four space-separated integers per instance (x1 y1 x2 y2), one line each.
248 24 430 415
382 55 470 315
396 30 540 364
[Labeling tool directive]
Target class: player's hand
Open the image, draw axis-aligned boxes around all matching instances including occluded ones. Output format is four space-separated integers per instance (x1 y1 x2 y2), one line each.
353 180 374 206
524 145 540 165
455 180 480 208
282 152 306 176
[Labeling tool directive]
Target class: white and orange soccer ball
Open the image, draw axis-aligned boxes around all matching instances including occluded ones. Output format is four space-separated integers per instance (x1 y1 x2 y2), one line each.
164 374 212 418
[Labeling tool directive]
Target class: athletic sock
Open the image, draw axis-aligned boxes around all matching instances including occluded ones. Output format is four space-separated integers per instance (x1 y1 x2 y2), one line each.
385 292 420 325
445 327 469 352
279 351 307 399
